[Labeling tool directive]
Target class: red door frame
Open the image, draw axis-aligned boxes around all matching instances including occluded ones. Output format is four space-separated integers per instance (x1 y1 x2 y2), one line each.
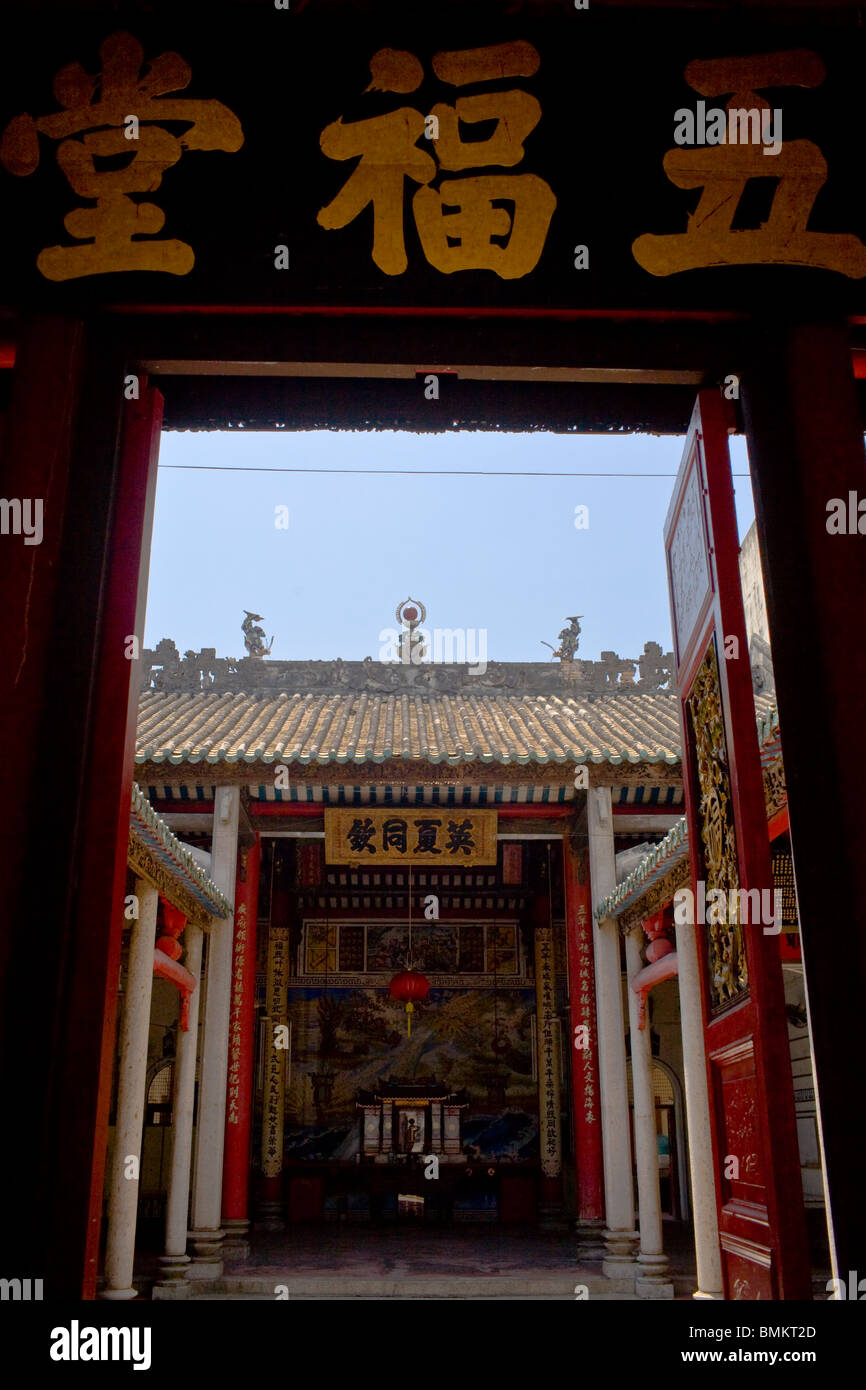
1 326 848 1298
0 330 162 1297
61 378 163 1297
664 389 810 1299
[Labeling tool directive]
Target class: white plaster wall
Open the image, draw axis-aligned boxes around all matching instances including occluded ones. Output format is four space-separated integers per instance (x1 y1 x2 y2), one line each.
738 521 770 647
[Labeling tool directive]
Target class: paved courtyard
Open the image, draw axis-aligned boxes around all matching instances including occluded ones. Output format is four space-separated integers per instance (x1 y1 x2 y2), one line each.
136 1223 700 1300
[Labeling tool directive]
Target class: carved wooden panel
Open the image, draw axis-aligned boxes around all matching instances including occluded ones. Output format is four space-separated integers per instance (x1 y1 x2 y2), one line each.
667 456 713 664
721 1235 774 1301
688 642 749 1013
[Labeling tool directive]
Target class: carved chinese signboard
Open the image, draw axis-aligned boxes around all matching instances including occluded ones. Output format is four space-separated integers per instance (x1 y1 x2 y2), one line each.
1 7 865 312
324 808 497 866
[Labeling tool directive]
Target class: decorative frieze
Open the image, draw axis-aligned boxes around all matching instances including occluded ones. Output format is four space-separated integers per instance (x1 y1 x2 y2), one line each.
687 643 749 1012
127 832 211 928
140 639 675 697
764 755 787 819
619 857 691 935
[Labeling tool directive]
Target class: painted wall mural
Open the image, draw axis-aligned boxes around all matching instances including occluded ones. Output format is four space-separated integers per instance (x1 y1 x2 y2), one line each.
282 985 538 1164
300 919 522 980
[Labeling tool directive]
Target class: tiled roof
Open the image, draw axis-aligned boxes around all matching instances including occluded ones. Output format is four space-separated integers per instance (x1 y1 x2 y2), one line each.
135 689 689 768
129 781 232 917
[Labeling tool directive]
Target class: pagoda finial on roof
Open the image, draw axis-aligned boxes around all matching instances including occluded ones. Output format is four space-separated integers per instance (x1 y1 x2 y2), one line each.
395 596 427 664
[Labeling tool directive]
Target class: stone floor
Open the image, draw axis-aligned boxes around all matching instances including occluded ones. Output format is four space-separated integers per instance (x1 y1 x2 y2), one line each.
139 1222 700 1300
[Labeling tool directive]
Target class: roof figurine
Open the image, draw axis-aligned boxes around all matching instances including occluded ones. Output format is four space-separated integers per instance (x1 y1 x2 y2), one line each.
242 610 273 659
542 614 583 662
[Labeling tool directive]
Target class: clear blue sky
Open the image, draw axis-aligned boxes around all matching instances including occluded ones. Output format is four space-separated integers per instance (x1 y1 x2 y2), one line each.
144 430 755 664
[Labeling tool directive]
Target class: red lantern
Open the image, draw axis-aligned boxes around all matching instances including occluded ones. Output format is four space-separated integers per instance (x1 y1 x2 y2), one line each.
161 902 187 937
157 936 184 961
388 968 430 1037
157 899 186 961
645 937 674 963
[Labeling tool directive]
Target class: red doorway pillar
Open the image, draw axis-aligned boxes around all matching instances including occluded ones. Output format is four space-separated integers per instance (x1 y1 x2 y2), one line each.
562 833 605 1258
0 319 162 1296
221 834 261 1258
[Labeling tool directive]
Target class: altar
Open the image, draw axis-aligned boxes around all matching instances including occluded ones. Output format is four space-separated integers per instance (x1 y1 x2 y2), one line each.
356 1079 469 1164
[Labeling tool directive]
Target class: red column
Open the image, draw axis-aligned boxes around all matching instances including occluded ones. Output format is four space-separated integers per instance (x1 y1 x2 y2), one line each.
221 834 261 1255
562 835 605 1255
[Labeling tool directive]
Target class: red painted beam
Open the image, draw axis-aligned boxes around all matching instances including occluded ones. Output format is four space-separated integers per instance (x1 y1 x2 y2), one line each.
157 798 572 822
248 800 569 818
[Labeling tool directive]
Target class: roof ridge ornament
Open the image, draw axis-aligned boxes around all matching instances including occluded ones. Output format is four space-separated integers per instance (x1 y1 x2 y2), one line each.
541 614 583 662
242 610 274 659
395 597 427 665
139 637 675 695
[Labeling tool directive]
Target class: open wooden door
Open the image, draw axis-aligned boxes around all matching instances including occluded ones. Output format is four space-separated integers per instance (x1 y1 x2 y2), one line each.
43 373 163 1297
664 389 810 1300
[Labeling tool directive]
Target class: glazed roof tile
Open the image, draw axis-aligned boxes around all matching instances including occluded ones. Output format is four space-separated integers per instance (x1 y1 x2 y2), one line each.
135 689 697 767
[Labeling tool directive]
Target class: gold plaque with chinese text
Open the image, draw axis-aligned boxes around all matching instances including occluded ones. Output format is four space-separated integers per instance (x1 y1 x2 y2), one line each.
324 808 498 865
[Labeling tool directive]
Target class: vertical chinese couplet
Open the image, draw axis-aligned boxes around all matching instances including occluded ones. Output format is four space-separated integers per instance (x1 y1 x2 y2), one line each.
534 926 561 1178
226 901 248 1126
262 926 289 1179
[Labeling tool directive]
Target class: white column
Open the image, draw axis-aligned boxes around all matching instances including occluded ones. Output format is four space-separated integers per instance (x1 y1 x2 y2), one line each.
153 918 204 1300
625 925 673 1299
188 785 239 1277
587 786 638 1277
100 879 159 1300
674 905 724 1299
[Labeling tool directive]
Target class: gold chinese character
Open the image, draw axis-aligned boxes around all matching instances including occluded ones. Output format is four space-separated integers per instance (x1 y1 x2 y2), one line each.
633 50 866 278
0 30 243 281
317 41 555 278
